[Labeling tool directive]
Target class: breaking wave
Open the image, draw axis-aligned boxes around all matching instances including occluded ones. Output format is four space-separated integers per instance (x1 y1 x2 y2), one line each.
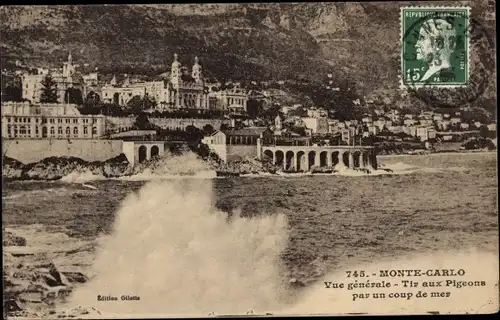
60 170 107 183
67 178 291 317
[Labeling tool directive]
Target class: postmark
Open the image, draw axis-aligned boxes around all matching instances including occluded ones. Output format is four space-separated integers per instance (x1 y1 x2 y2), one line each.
401 7 470 88
400 7 494 109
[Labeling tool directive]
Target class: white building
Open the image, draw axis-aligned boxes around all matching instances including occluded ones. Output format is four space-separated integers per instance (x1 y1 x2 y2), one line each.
1 102 105 139
416 126 436 141
306 108 327 118
450 117 461 124
102 79 166 106
460 123 470 130
301 117 329 134
404 119 416 126
208 88 249 114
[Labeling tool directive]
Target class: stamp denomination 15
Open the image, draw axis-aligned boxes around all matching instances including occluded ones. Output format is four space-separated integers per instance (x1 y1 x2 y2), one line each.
401 7 470 88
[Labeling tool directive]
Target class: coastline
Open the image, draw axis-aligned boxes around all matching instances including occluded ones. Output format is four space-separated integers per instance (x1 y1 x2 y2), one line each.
378 150 496 159
3 149 496 182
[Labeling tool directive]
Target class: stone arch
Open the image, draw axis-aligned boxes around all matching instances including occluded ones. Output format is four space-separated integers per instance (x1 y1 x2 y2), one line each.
332 151 340 167
296 151 305 172
263 149 274 164
275 150 285 169
138 145 147 163
151 145 160 158
370 151 378 170
353 151 361 168
320 151 328 167
285 151 294 171
113 92 120 105
363 151 370 167
308 151 316 170
342 152 350 167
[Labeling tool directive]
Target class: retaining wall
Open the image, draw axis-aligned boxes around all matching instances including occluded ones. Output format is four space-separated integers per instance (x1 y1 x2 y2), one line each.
2 139 123 164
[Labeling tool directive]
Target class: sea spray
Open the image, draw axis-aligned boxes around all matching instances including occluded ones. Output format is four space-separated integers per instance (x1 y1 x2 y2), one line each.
67 178 291 317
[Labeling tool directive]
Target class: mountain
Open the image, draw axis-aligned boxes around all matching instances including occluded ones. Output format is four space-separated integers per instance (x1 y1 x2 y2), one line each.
0 2 496 102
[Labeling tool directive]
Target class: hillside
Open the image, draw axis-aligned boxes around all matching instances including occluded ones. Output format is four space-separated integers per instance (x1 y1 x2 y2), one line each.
0 2 496 103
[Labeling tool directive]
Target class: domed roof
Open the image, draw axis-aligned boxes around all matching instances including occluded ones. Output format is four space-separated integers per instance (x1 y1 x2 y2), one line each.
192 56 202 69
171 53 181 68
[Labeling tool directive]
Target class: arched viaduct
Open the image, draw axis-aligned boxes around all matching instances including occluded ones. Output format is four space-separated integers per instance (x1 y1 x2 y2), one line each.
259 145 378 172
122 141 166 167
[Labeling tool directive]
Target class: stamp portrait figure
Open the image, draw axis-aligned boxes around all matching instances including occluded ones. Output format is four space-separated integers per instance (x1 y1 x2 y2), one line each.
415 18 457 82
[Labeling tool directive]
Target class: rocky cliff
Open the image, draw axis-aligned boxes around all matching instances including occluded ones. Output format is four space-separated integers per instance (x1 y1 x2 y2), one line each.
1 1 495 97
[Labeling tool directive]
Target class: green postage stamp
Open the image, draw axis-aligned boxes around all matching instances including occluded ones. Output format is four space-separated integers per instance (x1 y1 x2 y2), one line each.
401 6 470 88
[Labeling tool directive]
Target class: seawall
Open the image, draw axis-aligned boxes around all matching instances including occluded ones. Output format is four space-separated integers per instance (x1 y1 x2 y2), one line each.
2 139 123 164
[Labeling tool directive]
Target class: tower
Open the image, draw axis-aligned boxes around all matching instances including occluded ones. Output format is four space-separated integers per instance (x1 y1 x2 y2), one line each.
192 56 203 84
170 53 181 89
63 51 74 78
275 114 283 132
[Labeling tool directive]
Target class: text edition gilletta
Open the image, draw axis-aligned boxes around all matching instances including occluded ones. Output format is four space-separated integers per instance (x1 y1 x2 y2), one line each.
97 295 140 301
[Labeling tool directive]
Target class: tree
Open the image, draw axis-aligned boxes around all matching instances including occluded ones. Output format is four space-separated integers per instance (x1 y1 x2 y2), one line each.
185 125 204 142
202 124 215 135
40 75 59 103
479 125 490 139
85 91 101 106
246 99 262 118
64 88 83 105
133 113 153 130
1 85 22 102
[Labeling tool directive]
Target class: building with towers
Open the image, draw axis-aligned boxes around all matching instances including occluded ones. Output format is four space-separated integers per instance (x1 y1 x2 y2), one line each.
21 52 85 104
101 53 209 112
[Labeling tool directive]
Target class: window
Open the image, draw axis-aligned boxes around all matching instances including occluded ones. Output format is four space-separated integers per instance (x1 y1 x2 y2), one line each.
28 118 31 123
58 119 62 123
7 118 11 123
92 127 97 135
66 127 70 135
35 127 39 135
58 127 63 135
73 119 78 124
92 118 97 124
83 119 89 124
50 127 55 135
14 117 17 123
50 119 55 124
20 126 26 135
83 126 88 135
73 127 78 135
65 119 70 124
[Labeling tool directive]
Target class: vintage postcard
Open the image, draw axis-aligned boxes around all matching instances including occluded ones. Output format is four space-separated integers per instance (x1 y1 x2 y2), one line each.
1 1 498 319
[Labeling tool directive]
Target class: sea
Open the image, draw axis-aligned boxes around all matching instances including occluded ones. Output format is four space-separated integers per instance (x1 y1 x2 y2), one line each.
2 152 498 317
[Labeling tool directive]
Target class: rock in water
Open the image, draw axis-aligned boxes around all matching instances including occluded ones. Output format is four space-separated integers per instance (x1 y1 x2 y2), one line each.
3 232 27 246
